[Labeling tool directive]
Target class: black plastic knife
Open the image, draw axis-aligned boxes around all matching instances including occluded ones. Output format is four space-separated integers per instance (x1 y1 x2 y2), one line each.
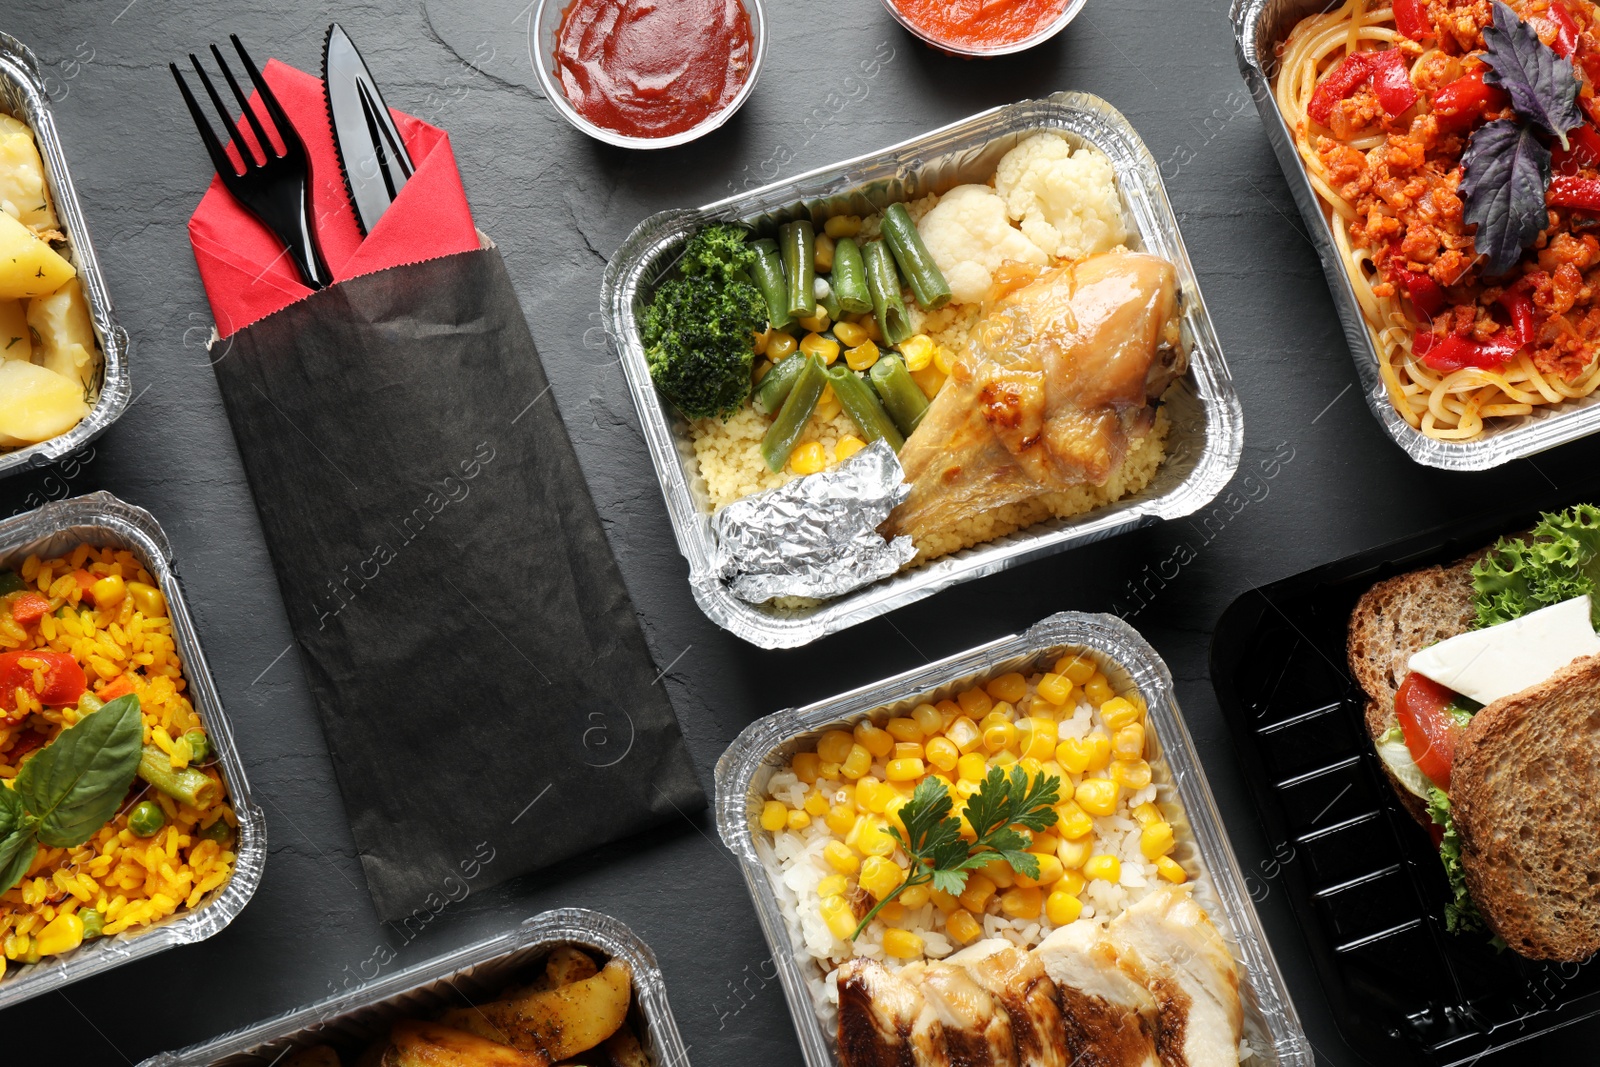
323 23 414 236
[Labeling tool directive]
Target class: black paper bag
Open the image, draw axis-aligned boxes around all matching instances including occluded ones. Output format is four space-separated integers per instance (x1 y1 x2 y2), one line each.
209 245 705 919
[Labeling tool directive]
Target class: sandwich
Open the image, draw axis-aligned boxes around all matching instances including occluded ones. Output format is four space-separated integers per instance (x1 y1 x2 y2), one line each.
1347 505 1600 961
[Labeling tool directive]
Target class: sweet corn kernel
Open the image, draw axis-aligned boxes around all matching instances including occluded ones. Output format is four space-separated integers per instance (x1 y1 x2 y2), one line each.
956 687 993 718
1055 738 1092 775
989 749 1019 767
824 840 860 874
760 800 787 832
801 332 840 365
985 672 1029 704
814 233 836 272
753 330 773 359
852 814 896 856
1075 778 1120 817
878 901 906 923
1100 697 1141 732
856 777 891 814
814 384 842 422
931 889 960 914
853 312 883 342
924 736 960 772
793 752 822 784
91 574 126 608
1031 831 1060 856
956 779 981 799
1000 886 1042 919
1055 654 1096 685
989 701 1016 722
835 434 867 462
817 730 854 764
1022 721 1056 761
1057 867 1087 895
853 721 894 759
840 743 873 780
1082 734 1112 772
826 804 858 835
894 742 924 761
1057 839 1091 872
1112 723 1145 760
824 214 862 239
1111 760 1152 790
1035 673 1073 706
818 874 848 898
910 364 945 399
789 441 827 476
882 928 923 959
933 344 954 375
947 716 982 754
833 321 870 348
1054 800 1094 839
956 808 976 840
127 581 166 618
891 885 926 912
845 340 880 372
982 857 1015 889
1132 801 1162 825
786 809 811 830
798 306 831 333
818 761 842 779
34 913 83 957
911 703 943 736
957 873 997 913
1046 891 1084 925
900 333 935 372
886 717 924 743
983 722 1016 752
860 855 905 900
1156 856 1188 884
1084 674 1115 705
946 908 981 944
886 758 925 782
803 792 830 817
1013 852 1065 889
1084 854 1122 882
821 895 857 940
1018 758 1044 785
1141 821 1176 860
767 332 799 360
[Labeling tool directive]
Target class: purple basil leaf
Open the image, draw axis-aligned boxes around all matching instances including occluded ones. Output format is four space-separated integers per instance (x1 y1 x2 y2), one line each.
1462 119 1552 276
1482 0 1583 142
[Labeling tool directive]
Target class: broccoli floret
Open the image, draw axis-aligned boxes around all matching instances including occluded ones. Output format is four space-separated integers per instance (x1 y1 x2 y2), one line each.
642 225 766 421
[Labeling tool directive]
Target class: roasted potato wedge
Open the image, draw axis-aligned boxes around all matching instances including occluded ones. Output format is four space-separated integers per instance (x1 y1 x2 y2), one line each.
440 960 631 1059
384 1021 545 1067
600 1026 649 1067
533 947 601 992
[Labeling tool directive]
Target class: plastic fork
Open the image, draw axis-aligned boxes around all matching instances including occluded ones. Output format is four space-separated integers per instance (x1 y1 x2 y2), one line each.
171 35 332 290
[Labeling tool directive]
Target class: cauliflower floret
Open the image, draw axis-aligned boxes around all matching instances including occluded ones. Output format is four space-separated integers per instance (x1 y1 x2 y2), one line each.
994 133 1126 261
916 184 1049 305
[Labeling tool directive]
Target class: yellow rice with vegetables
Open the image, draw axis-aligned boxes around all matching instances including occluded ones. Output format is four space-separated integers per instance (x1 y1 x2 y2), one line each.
0 545 235 977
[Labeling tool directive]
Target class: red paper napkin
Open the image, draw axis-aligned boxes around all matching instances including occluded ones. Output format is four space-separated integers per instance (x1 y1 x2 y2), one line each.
187 60 479 336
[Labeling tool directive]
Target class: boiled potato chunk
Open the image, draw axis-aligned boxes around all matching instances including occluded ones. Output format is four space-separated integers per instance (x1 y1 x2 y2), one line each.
27 277 95 388
0 298 29 361
384 1021 544 1067
0 209 73 299
0 360 88 447
0 114 59 234
440 959 631 1060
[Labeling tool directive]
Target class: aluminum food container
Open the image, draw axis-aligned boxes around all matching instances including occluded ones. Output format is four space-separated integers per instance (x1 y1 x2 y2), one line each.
136 908 690 1067
1232 0 1596 470
603 93 1244 648
0 491 265 1007
713 611 1314 1067
0 34 132 480
874 0 1088 57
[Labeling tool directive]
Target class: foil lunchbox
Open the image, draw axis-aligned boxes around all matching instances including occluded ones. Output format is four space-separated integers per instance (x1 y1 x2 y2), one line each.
137 908 691 1067
0 491 266 1008
1231 0 1598 470
602 92 1244 649
713 610 1315 1067
0 34 133 480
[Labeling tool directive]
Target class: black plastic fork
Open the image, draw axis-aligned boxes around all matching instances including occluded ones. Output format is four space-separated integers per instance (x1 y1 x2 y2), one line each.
171 35 332 290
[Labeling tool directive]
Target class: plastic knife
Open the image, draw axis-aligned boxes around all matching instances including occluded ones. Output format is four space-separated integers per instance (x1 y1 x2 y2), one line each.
322 22 414 236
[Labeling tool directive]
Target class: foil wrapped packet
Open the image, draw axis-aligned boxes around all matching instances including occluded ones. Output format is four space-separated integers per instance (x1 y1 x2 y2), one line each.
711 439 915 603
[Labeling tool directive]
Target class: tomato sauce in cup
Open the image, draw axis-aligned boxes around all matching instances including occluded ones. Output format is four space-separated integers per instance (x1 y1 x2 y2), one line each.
554 0 755 139
888 0 1069 53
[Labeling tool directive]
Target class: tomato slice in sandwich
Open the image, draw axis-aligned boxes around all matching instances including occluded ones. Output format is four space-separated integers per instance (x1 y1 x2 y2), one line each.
1394 672 1461 791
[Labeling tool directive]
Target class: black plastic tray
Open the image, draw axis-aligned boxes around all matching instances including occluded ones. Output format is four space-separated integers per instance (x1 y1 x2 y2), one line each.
1210 486 1600 1067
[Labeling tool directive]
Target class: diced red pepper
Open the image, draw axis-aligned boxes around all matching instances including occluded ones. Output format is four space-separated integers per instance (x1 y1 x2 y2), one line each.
1432 69 1511 132
1532 2 1581 58
7 592 50 627
1548 174 1600 210
1552 125 1600 174
1393 0 1431 40
1387 243 1447 317
1416 290 1535 372
72 568 96 602
0 650 87 712
1308 49 1418 125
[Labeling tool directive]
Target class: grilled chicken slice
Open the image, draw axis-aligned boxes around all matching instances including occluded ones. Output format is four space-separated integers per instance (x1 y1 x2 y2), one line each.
838 958 923 1067
1035 922 1160 1067
947 940 1069 1067
904 957 1017 1067
884 252 1182 546
1105 888 1242 1067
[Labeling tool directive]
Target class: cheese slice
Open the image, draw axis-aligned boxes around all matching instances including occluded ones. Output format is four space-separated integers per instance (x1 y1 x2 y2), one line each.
1408 594 1600 706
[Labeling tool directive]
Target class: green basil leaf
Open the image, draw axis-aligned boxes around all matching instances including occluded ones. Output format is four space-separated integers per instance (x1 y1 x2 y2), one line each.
15 694 143 848
0 785 23 839
0 830 37 894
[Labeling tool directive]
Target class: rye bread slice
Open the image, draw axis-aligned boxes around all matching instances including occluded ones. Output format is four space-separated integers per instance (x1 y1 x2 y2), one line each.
1452 653 1600 962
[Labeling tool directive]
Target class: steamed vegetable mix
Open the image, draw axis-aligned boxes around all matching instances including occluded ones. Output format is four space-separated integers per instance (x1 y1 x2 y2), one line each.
870 355 930 436
753 353 807 415
781 221 817 321
863 240 914 346
881 203 952 310
642 224 767 419
761 355 827 471
831 237 873 314
749 238 792 331
826 364 904 450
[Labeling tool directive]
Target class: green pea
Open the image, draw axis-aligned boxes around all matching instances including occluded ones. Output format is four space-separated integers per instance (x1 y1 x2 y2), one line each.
128 800 165 838
79 909 104 940
200 818 232 843
183 729 210 764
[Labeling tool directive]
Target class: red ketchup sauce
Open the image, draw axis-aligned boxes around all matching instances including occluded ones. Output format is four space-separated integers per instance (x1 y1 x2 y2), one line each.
891 0 1067 51
554 0 754 139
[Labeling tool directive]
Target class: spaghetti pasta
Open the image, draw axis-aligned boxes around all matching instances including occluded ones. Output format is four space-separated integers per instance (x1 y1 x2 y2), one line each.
1275 0 1600 441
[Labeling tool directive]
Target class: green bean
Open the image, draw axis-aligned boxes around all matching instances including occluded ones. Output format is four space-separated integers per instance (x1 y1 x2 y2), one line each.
760 355 827 472
880 203 952 310
870 355 931 437
781 221 817 321
825 364 904 451
749 238 792 330
138 745 220 809
79 909 104 939
863 240 914 346
815 276 843 322
753 354 807 416
831 238 873 314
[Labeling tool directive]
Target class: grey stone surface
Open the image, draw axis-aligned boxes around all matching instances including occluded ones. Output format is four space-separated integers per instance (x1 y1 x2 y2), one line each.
0 0 1594 1063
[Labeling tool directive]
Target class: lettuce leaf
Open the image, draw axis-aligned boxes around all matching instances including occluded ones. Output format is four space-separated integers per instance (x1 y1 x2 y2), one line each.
1427 787 1485 934
1471 503 1600 628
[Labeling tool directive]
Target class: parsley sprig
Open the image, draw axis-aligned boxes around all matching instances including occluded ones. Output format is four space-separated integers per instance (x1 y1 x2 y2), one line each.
849 765 1061 940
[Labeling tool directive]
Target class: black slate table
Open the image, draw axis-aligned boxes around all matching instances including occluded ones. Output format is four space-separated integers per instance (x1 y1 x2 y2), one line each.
2 0 1595 1063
